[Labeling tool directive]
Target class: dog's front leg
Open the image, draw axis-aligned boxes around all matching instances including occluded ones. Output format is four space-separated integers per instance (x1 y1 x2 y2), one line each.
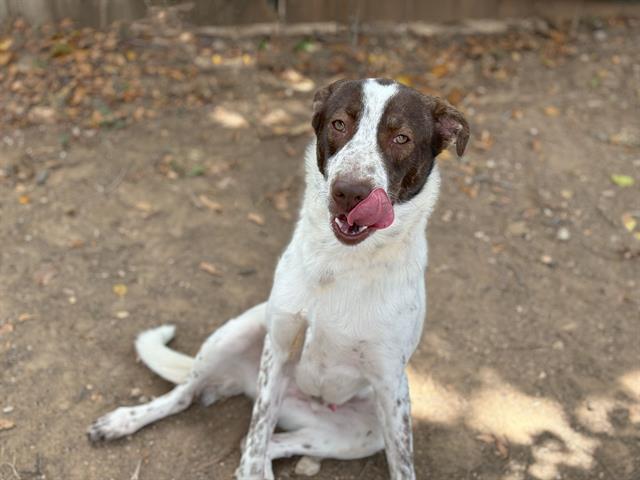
236 333 288 480
371 370 416 480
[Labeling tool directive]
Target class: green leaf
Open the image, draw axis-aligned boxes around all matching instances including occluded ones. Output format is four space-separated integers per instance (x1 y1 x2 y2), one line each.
611 174 635 187
188 165 206 177
294 39 315 53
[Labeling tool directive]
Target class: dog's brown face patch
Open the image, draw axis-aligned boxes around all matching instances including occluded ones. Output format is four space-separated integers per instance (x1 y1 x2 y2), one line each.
312 80 364 176
377 83 469 203
311 79 469 204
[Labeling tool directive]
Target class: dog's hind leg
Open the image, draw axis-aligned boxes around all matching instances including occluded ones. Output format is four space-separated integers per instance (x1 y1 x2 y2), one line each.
267 424 383 467
88 302 267 442
260 392 384 476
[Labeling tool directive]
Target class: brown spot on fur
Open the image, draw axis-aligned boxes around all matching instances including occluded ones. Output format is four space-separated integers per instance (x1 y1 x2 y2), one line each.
311 80 364 176
376 83 469 202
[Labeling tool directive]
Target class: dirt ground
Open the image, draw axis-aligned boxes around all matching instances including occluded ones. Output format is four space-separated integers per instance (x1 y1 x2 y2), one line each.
1 12 639 480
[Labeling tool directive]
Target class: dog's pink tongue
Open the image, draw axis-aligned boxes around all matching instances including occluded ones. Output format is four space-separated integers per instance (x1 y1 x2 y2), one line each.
346 188 394 229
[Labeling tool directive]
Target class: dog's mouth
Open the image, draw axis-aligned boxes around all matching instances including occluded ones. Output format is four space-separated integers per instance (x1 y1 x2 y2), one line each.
331 214 375 244
330 188 395 246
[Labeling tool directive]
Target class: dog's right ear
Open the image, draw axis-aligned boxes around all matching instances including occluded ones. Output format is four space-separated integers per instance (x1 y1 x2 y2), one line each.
431 98 470 157
311 79 346 133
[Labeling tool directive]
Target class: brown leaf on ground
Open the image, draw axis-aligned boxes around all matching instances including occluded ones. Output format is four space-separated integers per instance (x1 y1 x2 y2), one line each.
446 88 465 106
112 284 128 297
0 323 14 337
475 130 494 151
198 194 223 212
544 105 561 117
134 201 153 212
0 37 13 51
0 51 12 66
271 190 289 212
0 418 16 431
199 261 220 276
247 212 265 225
431 64 450 78
209 106 249 129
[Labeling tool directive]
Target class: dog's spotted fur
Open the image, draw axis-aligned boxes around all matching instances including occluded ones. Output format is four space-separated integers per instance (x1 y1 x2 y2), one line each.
88 78 469 480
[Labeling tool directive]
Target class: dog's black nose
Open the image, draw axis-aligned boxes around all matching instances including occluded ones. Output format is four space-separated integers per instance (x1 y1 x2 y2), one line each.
331 180 372 213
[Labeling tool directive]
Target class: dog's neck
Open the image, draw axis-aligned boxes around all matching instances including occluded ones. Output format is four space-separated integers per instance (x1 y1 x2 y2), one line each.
292 140 440 277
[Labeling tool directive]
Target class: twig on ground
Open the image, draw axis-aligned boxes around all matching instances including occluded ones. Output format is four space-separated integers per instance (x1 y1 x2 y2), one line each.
102 164 130 195
0 454 22 480
130 459 142 480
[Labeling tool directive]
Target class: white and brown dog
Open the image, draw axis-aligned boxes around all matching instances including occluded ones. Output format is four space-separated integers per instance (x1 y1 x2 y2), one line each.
88 78 469 480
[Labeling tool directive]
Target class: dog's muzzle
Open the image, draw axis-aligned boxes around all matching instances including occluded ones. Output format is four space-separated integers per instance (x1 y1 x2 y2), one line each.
330 181 394 245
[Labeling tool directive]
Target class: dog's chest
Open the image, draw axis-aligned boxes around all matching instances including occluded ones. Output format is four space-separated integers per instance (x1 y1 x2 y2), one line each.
293 325 369 405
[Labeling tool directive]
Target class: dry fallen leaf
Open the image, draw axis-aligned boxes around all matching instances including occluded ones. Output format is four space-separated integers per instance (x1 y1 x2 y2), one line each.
394 74 414 87
247 212 265 225
198 194 223 212
0 323 14 337
0 37 12 51
260 109 292 127
431 64 450 78
112 284 128 297
134 201 153 212
540 254 554 265
511 109 524 120
475 130 494 151
209 106 249 129
622 213 637 232
271 191 289 212
446 88 465 106
560 189 573 199
18 313 33 322
543 106 561 117
0 418 16 431
0 52 12 66
199 261 220 276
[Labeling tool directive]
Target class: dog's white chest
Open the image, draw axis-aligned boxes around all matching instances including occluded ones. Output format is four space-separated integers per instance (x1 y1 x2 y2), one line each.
293 324 368 405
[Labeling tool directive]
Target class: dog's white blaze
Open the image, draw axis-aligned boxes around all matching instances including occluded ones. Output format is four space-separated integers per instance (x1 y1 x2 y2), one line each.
326 80 398 189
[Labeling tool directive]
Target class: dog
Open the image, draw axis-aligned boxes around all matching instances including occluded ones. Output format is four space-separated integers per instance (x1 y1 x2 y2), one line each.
88 78 469 480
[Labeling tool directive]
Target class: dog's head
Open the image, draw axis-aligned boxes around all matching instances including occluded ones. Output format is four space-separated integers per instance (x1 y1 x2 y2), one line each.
311 78 469 246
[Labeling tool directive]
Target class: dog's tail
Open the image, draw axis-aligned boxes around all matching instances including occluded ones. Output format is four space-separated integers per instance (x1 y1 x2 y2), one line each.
135 325 195 384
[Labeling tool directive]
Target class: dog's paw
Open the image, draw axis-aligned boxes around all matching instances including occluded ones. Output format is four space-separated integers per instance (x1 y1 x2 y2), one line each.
87 408 138 442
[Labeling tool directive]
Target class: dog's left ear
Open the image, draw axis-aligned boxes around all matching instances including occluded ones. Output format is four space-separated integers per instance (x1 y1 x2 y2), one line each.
311 79 347 134
430 98 470 157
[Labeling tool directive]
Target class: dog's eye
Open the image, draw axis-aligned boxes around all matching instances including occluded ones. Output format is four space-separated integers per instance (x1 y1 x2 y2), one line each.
393 134 410 144
332 120 346 132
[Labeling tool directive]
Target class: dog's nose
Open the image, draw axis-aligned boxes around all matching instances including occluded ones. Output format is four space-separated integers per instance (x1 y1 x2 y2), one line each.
331 180 372 212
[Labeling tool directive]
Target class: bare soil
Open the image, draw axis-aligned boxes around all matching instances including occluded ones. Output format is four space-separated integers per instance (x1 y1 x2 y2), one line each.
1 14 639 480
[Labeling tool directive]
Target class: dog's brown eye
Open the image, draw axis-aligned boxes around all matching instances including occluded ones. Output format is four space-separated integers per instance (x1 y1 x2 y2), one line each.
393 134 410 144
332 120 346 132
